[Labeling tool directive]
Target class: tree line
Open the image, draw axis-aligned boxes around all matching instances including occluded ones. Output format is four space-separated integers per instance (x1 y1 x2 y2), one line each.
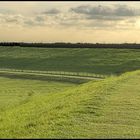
0 42 140 49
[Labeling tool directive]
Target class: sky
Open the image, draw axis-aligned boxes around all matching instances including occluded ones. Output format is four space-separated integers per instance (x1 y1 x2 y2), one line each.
0 1 140 43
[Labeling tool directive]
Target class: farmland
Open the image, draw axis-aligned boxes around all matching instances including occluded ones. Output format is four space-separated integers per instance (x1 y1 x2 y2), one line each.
0 46 140 138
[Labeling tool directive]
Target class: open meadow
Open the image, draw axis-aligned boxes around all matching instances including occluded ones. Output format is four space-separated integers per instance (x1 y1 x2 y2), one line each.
0 47 140 75
0 46 140 138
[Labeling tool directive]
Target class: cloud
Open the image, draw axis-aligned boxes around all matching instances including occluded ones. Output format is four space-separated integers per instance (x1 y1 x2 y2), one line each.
0 8 15 14
42 8 60 15
0 14 25 27
0 4 139 30
115 4 135 16
71 4 138 20
0 7 61 28
35 16 45 22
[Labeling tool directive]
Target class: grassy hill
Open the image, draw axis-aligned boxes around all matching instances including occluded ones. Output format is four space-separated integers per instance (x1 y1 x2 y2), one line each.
0 47 140 138
0 76 76 112
0 70 140 138
0 47 140 76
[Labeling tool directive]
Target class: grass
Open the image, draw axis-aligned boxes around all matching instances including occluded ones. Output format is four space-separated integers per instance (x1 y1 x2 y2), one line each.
0 70 140 138
0 76 76 112
0 47 140 76
0 70 95 84
0 47 140 138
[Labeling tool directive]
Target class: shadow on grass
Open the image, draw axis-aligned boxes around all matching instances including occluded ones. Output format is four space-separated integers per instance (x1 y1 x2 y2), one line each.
0 72 89 84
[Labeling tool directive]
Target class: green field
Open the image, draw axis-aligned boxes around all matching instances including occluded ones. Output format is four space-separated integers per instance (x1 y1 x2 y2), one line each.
0 47 140 138
0 47 140 75
0 76 76 112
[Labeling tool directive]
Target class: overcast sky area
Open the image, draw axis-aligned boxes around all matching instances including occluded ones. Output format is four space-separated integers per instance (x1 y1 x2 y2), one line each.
0 1 140 43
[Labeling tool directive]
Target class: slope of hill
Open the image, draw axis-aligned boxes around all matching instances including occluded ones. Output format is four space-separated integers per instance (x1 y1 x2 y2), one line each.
0 70 140 138
0 47 139 75
0 77 76 112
